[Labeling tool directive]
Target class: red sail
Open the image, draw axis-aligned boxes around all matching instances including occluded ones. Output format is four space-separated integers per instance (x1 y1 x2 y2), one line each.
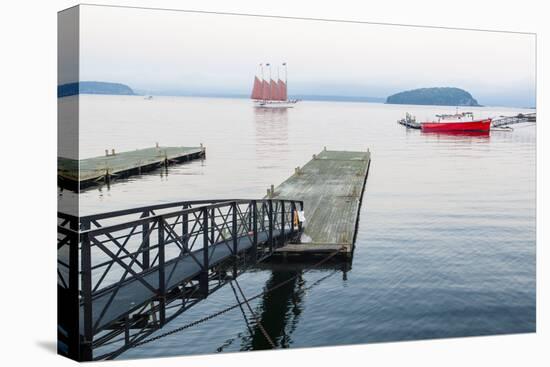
270 79 279 101
278 80 287 101
251 76 262 100
262 80 270 100
276 80 284 101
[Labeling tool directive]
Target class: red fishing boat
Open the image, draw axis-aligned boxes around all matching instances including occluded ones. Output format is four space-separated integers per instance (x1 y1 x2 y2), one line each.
421 112 492 132
251 62 298 108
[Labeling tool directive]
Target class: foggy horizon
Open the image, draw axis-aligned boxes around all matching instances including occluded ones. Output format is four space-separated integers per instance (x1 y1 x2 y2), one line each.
72 5 536 107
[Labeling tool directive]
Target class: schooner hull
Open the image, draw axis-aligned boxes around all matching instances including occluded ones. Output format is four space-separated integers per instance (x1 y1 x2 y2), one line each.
253 100 298 108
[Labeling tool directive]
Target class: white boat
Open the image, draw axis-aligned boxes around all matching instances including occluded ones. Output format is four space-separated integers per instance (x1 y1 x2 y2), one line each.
251 62 298 108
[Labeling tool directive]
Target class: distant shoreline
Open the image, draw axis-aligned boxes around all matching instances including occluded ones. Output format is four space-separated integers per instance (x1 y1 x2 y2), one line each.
58 81 533 109
131 91 386 104
73 93 535 109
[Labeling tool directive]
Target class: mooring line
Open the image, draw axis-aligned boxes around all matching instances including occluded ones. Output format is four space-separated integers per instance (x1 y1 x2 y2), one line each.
130 247 344 348
229 280 255 336
234 278 277 348
298 269 339 294
214 268 339 353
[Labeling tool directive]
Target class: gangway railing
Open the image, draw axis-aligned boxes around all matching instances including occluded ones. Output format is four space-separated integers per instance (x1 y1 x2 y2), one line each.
58 198 303 361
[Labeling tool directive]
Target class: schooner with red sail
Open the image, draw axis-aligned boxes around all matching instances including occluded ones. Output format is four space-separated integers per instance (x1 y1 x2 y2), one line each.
251 63 298 108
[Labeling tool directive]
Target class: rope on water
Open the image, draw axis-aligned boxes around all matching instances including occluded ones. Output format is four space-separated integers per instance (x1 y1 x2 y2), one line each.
229 280 255 336
234 278 276 348
130 247 345 348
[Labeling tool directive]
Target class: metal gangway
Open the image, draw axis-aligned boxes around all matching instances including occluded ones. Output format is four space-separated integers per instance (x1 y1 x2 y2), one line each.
57 198 303 361
492 112 536 128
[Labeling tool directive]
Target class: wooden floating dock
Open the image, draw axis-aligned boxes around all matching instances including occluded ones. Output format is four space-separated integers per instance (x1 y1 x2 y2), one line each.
268 148 371 256
58 144 205 190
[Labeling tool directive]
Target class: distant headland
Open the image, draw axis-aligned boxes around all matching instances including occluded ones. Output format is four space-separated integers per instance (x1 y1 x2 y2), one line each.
386 87 480 107
58 81 136 97
58 82 488 107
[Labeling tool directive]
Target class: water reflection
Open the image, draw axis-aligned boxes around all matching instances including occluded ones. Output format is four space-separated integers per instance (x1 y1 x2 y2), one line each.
244 270 303 350
421 130 491 139
75 96 535 357
254 107 289 163
221 260 350 351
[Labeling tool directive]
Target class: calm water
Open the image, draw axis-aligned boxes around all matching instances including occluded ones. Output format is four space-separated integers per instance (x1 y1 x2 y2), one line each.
60 95 536 358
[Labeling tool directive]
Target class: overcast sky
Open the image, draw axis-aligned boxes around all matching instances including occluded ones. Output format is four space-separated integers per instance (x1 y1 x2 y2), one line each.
78 5 536 107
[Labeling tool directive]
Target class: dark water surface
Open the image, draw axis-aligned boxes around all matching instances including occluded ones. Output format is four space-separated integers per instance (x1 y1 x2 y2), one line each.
62 95 536 358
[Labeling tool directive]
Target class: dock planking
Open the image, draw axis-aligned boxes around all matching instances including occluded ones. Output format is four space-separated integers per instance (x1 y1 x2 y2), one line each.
268 148 371 256
58 145 205 190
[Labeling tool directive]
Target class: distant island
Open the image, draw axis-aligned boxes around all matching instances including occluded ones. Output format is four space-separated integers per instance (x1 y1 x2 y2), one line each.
58 81 136 97
386 87 480 106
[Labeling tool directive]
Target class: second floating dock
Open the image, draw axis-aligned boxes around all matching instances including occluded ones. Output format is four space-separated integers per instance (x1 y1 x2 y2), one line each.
268 148 371 256
58 144 205 190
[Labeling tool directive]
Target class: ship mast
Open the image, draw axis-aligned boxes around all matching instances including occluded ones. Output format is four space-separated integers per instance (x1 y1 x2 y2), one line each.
267 63 272 100
260 63 264 102
277 65 281 93
277 65 281 101
283 62 287 101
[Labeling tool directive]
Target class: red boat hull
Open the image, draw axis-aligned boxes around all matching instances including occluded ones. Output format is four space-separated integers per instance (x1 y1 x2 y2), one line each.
421 119 492 132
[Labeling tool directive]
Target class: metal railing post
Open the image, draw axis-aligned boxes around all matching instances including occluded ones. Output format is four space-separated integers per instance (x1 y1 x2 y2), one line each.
182 207 188 253
290 201 295 236
248 202 252 234
280 201 285 245
268 200 274 253
210 207 215 245
299 201 304 233
61 216 80 360
158 218 166 326
232 202 238 257
141 211 150 269
80 219 93 361
200 207 209 295
261 203 266 231
251 200 258 262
